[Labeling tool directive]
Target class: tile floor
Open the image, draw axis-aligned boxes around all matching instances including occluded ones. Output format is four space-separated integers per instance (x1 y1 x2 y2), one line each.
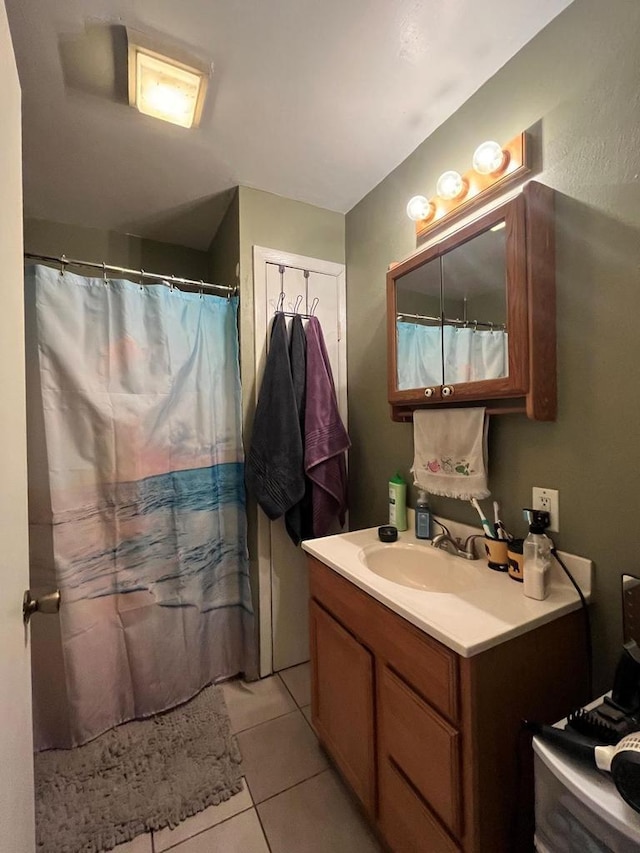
113 662 382 852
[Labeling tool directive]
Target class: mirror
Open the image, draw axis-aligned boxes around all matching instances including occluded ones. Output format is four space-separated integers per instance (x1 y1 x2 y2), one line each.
442 223 508 386
396 256 442 390
395 219 508 391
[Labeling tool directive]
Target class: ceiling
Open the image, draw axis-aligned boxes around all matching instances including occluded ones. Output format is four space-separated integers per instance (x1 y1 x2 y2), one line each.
6 0 572 251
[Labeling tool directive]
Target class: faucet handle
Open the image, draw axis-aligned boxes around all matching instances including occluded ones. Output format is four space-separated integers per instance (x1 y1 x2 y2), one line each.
463 533 485 559
432 519 451 538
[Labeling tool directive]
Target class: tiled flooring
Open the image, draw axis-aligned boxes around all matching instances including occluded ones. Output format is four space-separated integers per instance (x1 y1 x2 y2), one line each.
113 662 382 853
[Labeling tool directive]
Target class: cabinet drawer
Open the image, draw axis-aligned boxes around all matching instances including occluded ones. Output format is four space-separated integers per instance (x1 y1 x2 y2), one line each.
379 757 460 853
379 665 462 837
309 557 459 721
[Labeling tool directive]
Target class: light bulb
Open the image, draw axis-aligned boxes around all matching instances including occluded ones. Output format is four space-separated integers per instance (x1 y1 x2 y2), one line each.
406 196 433 222
145 82 191 117
436 171 467 201
472 140 509 176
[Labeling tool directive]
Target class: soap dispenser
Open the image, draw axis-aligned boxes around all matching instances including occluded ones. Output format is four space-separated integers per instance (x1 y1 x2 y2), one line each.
415 490 432 540
523 515 552 601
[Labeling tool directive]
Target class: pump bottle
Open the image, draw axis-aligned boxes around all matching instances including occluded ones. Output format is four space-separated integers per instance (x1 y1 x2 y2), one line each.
415 490 432 540
523 523 552 600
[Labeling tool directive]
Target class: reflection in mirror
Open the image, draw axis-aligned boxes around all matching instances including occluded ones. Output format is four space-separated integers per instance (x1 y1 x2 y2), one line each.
441 222 508 385
622 574 640 653
395 255 442 390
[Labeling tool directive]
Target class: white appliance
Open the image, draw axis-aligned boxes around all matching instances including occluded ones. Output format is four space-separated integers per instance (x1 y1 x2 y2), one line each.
533 714 640 852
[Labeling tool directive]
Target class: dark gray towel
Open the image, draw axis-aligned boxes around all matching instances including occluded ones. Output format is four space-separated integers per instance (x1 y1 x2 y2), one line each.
285 315 313 544
246 313 305 520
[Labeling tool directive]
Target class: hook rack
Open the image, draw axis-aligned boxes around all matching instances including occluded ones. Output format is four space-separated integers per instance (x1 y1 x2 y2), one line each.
272 266 319 319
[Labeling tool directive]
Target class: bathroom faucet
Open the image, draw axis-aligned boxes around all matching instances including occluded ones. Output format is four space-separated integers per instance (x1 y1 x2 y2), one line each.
431 530 482 561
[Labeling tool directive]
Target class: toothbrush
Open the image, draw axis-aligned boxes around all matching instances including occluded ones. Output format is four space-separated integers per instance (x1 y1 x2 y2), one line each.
493 501 501 538
494 503 512 540
470 498 495 538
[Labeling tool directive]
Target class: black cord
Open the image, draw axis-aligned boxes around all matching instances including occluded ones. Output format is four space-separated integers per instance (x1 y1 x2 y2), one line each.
551 547 593 701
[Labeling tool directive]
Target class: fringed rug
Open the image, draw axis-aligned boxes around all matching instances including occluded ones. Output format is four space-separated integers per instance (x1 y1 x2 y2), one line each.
35 684 243 853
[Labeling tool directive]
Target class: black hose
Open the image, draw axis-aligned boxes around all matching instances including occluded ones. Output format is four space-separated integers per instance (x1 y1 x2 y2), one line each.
551 547 593 701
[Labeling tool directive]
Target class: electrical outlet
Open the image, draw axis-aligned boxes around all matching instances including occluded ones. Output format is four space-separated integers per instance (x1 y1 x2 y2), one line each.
532 487 559 532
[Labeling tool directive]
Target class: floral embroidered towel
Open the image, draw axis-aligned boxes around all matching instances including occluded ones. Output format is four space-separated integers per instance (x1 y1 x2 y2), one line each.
411 408 490 500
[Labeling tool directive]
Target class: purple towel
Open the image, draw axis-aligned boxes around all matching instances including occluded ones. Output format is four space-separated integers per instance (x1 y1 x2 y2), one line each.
304 317 350 537
285 315 313 545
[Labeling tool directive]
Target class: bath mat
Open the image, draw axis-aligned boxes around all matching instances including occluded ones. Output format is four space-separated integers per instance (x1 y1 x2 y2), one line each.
34 684 243 853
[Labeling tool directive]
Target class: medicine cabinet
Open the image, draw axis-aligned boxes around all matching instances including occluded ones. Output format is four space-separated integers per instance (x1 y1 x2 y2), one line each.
386 181 555 421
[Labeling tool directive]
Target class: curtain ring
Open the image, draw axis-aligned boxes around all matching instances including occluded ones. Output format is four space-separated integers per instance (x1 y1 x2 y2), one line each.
473 320 478 333
170 274 175 292
489 322 494 334
103 262 108 285
199 280 204 299
139 269 145 291
59 254 67 277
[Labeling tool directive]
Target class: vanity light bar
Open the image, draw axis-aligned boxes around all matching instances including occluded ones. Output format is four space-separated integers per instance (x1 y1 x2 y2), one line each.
410 132 531 241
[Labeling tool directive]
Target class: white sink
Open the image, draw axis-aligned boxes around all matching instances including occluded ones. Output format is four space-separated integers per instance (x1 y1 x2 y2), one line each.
358 542 485 592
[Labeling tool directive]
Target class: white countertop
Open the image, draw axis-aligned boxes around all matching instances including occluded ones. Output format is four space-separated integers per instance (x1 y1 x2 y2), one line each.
301 520 593 658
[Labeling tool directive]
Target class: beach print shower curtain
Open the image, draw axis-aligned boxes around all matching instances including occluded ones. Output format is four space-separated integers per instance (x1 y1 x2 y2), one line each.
26 264 254 750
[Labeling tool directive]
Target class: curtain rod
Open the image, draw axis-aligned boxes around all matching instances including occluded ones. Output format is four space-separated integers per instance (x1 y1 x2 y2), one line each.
397 311 506 331
24 253 237 297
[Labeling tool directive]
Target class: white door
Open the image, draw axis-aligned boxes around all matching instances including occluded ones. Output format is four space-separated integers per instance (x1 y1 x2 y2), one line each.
253 248 347 676
0 1 35 849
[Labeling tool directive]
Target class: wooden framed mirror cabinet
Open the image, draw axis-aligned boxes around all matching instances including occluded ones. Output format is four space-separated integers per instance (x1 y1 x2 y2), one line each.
386 181 555 422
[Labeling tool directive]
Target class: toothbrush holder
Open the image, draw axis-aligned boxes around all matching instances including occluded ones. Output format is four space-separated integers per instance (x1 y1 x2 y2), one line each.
484 536 509 572
507 538 525 582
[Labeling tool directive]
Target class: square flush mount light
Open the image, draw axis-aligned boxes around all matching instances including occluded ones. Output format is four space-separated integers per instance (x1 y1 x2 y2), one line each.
127 29 210 129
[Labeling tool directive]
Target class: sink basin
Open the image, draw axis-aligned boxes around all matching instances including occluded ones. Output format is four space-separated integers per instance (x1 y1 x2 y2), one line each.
358 542 485 592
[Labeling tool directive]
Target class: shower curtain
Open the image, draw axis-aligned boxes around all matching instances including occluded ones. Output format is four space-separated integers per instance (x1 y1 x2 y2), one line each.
396 321 508 389
25 264 254 750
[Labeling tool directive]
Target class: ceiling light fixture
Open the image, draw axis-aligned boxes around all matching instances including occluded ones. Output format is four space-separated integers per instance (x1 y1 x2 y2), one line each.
406 132 531 240
127 30 210 129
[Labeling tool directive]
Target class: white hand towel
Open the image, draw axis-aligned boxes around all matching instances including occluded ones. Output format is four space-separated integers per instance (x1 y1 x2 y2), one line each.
411 408 490 500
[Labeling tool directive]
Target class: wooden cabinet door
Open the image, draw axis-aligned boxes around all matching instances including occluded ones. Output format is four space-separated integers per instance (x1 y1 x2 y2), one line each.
310 600 376 816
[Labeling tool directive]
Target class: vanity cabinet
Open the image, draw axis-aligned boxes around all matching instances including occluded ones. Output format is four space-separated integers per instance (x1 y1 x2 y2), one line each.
387 180 555 421
308 555 588 853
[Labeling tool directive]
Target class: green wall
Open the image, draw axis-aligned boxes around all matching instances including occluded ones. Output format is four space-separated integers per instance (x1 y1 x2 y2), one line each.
208 189 240 294
345 0 640 692
237 185 345 427
24 218 210 281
